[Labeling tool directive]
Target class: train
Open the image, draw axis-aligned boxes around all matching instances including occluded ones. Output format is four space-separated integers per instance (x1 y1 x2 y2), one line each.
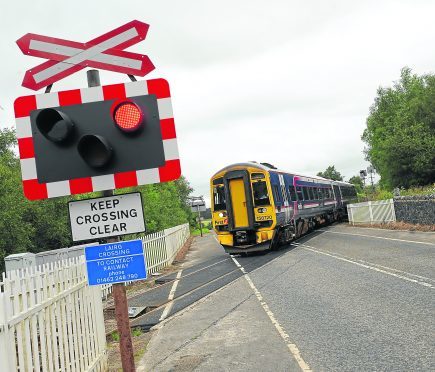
210 162 357 254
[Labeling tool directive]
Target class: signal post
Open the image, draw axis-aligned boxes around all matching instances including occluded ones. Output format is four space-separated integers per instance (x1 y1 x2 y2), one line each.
14 21 182 371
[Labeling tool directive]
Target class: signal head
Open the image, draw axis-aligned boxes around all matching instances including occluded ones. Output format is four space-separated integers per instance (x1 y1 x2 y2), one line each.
112 100 144 133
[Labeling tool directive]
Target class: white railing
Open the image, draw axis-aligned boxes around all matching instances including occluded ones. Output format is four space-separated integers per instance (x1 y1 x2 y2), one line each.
0 257 107 372
347 199 396 225
0 223 191 371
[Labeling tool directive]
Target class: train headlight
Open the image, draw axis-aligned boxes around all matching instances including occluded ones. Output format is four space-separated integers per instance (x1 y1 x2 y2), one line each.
219 213 224 218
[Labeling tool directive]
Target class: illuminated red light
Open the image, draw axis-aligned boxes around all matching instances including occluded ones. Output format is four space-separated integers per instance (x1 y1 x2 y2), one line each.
112 101 143 132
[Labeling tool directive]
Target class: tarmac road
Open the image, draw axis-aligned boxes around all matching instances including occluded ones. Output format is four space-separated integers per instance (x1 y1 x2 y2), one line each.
138 225 434 371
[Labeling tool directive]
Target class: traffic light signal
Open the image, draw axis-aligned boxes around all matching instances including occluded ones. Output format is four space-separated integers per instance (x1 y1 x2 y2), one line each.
14 79 181 200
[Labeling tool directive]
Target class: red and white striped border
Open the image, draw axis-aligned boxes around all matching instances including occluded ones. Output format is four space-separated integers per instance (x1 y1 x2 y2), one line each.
14 78 181 200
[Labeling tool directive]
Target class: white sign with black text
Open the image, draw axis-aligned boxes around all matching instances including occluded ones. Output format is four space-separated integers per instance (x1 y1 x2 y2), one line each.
68 192 145 241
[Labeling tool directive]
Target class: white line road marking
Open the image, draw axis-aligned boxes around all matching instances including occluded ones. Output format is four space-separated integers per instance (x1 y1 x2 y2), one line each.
231 256 312 372
159 268 183 321
294 243 435 289
317 229 435 246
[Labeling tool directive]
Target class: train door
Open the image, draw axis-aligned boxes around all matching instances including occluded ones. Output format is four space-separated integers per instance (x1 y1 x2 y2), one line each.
333 185 341 207
278 174 291 224
229 179 249 228
224 170 254 230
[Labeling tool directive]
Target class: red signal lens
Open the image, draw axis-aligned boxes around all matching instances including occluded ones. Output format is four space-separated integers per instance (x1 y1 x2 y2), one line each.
112 101 143 132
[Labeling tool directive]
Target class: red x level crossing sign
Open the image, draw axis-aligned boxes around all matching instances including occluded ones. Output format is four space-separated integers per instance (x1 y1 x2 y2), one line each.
17 20 155 91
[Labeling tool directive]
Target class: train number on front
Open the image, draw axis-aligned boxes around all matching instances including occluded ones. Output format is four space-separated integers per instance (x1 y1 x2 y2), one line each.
256 215 272 221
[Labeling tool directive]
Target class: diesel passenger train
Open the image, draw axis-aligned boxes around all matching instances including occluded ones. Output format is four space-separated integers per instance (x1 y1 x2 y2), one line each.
210 162 357 254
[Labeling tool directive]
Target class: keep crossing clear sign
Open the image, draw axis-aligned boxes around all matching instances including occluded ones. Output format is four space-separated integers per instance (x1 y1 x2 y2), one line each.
68 192 145 241
85 239 147 286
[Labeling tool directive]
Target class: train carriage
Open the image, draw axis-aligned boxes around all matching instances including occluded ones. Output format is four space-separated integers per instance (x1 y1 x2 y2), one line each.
210 162 357 254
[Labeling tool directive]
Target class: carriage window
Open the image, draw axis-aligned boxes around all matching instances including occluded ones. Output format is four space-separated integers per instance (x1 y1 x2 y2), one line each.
272 184 281 203
288 186 297 201
351 187 357 197
213 185 226 211
313 188 319 200
302 187 309 200
318 188 323 199
296 186 303 201
308 187 314 200
253 181 270 206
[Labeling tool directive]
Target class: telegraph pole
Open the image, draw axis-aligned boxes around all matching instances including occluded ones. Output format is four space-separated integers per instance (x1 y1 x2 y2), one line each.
367 166 375 193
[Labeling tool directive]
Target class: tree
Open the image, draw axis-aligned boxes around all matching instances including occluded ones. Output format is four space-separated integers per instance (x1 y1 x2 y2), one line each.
348 175 363 188
317 165 343 181
348 175 364 195
362 67 435 188
0 128 35 270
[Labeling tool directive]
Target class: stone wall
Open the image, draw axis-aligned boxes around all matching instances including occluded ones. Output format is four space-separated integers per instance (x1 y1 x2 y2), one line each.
393 195 435 226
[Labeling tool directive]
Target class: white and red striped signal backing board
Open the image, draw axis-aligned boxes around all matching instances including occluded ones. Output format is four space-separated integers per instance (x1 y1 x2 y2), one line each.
14 79 181 200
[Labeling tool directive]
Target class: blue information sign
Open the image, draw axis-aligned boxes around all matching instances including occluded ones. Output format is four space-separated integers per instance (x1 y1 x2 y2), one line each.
84 239 147 286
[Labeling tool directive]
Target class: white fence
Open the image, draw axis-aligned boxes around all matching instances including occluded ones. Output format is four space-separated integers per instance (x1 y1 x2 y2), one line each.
0 223 191 371
347 199 396 225
0 258 107 372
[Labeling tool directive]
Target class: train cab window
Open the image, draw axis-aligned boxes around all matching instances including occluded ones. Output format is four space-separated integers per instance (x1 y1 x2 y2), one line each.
296 186 304 201
251 173 265 180
253 181 270 206
213 185 226 211
288 186 297 201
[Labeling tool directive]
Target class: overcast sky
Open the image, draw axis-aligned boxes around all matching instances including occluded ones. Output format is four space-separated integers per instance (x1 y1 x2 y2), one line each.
1 0 435 206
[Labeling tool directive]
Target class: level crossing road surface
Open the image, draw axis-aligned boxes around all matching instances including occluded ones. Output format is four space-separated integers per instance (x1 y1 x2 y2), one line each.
129 230 290 329
135 224 435 371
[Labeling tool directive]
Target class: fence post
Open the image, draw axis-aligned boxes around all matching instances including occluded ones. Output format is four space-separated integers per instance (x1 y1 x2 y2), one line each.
0 286 12 371
390 199 396 222
368 201 374 224
347 205 353 225
91 284 108 369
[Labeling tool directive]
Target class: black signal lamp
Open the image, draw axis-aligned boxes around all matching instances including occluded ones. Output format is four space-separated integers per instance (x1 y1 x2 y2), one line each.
35 108 74 143
77 135 112 168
